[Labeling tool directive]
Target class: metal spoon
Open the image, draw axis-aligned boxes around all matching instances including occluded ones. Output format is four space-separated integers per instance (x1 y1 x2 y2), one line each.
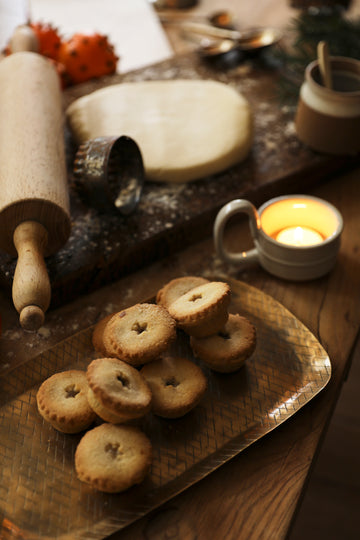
158 10 282 58
198 26 283 59
163 19 242 41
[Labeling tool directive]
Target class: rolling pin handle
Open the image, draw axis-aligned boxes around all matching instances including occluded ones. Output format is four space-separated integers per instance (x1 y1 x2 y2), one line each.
20 305 45 332
12 221 51 332
9 25 39 54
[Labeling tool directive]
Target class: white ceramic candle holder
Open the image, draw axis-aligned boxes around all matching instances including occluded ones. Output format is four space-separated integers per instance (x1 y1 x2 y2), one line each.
214 194 343 281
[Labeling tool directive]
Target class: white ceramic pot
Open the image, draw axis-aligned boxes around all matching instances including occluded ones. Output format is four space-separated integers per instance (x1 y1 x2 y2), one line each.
295 56 360 155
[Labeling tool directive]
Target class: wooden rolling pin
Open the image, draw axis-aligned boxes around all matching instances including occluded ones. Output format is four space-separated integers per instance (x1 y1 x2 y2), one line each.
0 52 71 331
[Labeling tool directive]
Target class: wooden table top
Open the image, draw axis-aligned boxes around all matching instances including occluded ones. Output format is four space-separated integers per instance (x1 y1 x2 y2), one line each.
0 2 359 539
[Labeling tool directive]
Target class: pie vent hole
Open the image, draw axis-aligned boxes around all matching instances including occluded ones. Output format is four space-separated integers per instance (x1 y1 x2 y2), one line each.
65 384 80 398
164 376 180 388
132 321 148 334
189 293 202 302
117 372 130 388
105 442 122 459
218 331 231 340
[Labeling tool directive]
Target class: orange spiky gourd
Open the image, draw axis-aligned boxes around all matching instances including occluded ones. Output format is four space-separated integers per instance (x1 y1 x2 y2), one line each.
58 33 118 85
30 22 62 60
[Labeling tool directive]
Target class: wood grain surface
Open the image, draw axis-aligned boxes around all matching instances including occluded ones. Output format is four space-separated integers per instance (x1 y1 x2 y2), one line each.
103 157 360 540
0 2 359 539
0 157 358 540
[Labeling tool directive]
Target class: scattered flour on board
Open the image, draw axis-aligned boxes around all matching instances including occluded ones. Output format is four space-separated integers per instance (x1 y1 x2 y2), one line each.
37 327 51 339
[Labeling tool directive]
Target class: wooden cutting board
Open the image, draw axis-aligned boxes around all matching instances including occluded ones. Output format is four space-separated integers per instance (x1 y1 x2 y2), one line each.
0 52 357 308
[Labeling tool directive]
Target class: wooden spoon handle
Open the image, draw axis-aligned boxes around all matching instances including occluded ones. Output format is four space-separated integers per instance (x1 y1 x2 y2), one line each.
317 41 332 89
12 221 51 331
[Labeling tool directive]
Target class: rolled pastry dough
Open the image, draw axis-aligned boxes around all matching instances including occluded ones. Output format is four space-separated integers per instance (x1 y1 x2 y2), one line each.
66 79 253 183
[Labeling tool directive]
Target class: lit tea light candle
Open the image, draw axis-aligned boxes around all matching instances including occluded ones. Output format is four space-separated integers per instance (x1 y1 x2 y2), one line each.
276 225 324 247
214 194 343 280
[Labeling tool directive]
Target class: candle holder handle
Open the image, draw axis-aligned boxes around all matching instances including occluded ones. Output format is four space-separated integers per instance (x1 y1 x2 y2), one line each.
213 199 260 266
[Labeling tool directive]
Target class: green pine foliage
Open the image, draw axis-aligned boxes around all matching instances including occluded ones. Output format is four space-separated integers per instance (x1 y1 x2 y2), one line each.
273 11 360 104
293 11 360 58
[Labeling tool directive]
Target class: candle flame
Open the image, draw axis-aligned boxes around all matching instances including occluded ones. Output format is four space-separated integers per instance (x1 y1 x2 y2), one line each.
294 226 304 243
275 225 324 246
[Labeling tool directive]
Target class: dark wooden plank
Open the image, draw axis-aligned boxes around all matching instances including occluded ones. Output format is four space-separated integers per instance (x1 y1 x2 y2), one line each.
0 53 357 307
289 333 360 540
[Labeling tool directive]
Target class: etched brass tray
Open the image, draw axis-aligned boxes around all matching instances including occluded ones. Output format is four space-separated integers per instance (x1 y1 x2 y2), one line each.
0 280 331 539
